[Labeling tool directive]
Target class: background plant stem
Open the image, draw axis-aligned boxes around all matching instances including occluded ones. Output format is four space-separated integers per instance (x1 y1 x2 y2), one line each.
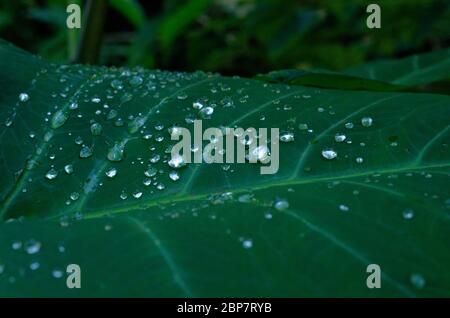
74 0 107 64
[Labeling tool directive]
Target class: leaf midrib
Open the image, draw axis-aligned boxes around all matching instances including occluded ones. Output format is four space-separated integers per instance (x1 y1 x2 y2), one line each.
51 161 450 221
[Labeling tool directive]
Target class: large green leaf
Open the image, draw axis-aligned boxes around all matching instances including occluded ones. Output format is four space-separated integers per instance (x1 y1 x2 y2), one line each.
343 48 450 86
0 41 449 297
256 48 450 93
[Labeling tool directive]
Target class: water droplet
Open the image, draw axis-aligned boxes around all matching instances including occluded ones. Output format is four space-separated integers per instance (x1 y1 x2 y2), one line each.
199 106 214 119
107 143 125 162
274 198 289 211
192 100 204 109
177 93 188 100
90 122 103 136
242 239 253 249
51 110 69 129
12 241 22 250
402 209 414 220
128 116 146 133
58 244 66 253
154 122 164 131
321 149 337 160
25 239 41 254
168 126 182 136
156 183 165 190
168 154 186 169
144 166 157 177
129 76 143 87
143 178 152 186
106 167 117 178
30 261 40 271
169 171 180 181
355 157 364 164
298 123 309 131
280 131 294 143
19 93 29 102
64 164 74 175
132 190 143 199
410 273 426 289
69 102 78 110
238 193 254 203
74 136 83 145
70 192 79 201
252 145 270 162
52 269 63 279
114 118 124 127
361 117 373 127
334 133 346 142
345 122 354 129
110 79 124 90
120 192 128 200
79 145 93 158
5 117 13 127
339 204 349 212
45 168 58 180
106 109 118 120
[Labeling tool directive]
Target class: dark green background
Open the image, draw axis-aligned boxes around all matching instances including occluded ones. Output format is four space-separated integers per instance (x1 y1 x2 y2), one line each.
0 0 449 75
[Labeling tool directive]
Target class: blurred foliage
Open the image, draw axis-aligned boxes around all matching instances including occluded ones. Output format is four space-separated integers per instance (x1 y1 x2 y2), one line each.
0 0 449 76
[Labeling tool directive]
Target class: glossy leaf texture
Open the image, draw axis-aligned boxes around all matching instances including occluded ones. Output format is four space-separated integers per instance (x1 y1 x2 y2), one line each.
0 41 449 297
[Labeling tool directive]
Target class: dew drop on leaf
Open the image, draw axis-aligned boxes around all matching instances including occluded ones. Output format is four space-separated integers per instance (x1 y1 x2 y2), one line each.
70 192 79 201
19 93 29 102
274 198 289 211
334 133 346 142
321 149 337 160
242 239 253 249
51 109 69 129
12 241 22 250
361 117 373 127
280 131 294 142
64 164 73 175
410 273 426 289
106 167 117 178
52 269 63 279
79 145 93 158
144 166 157 177
45 168 58 180
298 123 308 130
110 79 123 90
132 190 143 199
90 122 103 136
199 106 214 118
169 171 180 181
129 75 143 87
192 100 204 109
25 239 41 255
402 209 414 220
30 261 40 271
107 143 125 162
168 154 186 169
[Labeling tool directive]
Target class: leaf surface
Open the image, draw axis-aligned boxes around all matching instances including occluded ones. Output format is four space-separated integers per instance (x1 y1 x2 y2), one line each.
0 41 449 297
